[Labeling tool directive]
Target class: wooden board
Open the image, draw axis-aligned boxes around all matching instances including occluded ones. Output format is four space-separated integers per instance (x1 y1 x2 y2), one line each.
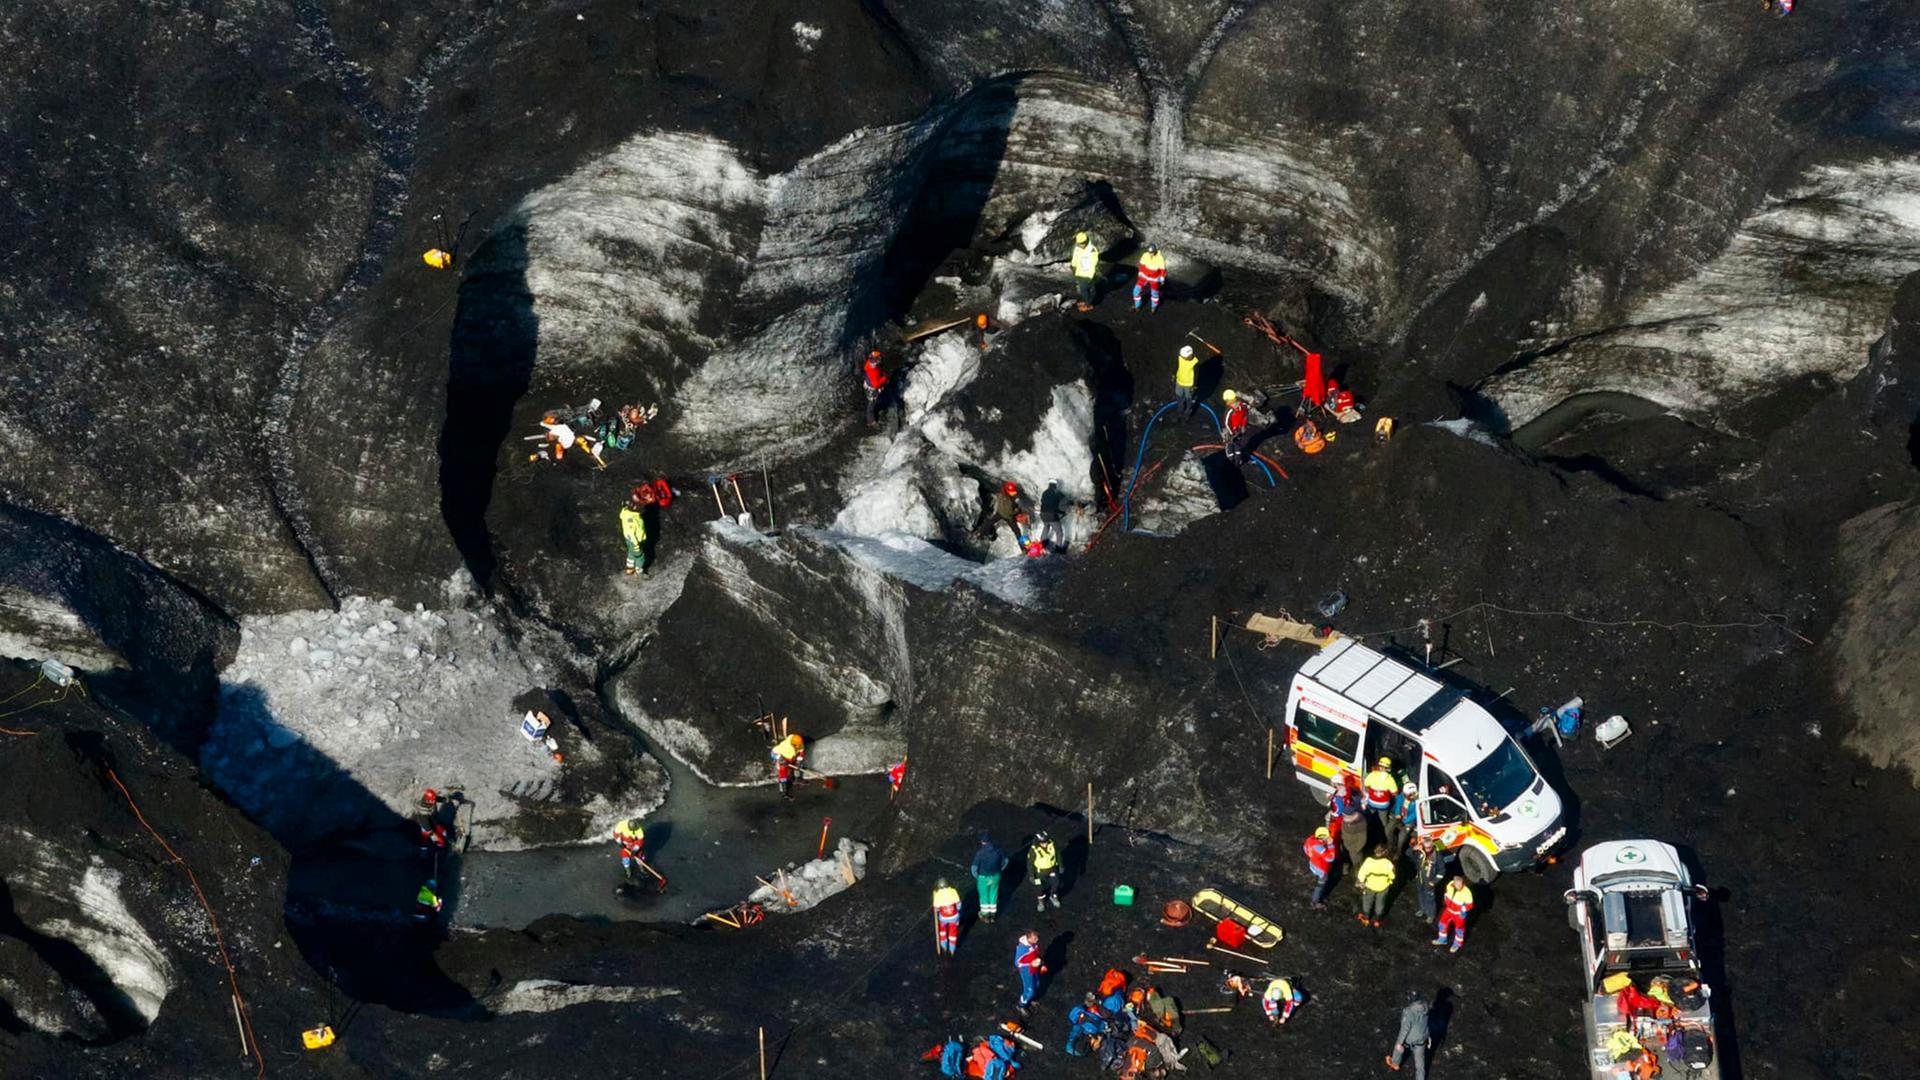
902 316 972 343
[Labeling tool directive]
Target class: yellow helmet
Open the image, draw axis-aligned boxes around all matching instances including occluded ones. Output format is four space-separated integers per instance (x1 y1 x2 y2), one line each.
1222 389 1238 403
1074 231 1089 244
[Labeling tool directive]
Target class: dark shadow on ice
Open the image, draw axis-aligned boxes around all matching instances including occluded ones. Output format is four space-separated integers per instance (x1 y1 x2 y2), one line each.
863 77 1019 335
0 502 233 753
1072 320 1133 507
0 878 148 1043
214 685 475 1013
439 221 539 592
1201 450 1250 511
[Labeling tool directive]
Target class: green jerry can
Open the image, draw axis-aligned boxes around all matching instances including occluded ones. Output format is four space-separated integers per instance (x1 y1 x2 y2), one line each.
1112 884 1135 906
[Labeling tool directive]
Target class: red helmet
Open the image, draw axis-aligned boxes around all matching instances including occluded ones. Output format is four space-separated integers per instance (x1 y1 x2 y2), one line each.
422 788 438 804
1003 481 1019 496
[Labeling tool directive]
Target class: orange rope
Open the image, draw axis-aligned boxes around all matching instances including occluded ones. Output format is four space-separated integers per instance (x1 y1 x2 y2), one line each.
107 768 266 1078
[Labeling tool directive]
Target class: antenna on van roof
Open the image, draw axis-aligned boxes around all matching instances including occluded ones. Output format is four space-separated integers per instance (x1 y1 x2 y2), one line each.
1418 619 1433 667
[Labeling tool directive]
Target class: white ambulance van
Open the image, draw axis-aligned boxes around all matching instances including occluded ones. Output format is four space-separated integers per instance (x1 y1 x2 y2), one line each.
1282 637 1566 881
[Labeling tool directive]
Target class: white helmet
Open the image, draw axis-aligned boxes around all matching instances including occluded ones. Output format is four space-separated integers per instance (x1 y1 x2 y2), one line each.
1179 345 1194 358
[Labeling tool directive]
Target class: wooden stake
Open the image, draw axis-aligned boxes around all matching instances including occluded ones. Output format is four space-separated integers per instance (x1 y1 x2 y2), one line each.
1185 1006 1235 1015
1266 727 1274 779
1210 616 1218 659
759 1026 767 1080
1087 783 1094 845
1206 942 1269 965
1158 956 1212 966
231 994 248 1058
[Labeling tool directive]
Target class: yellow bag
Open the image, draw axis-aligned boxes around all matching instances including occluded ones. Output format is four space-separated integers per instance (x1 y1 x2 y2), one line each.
1601 972 1633 994
302 1025 336 1050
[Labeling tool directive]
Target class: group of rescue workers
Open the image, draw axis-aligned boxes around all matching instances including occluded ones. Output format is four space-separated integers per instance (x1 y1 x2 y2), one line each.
917 804 1453 1080
1306 762 1477 955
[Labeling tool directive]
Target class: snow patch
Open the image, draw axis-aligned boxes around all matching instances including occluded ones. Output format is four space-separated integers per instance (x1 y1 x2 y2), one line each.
824 531 1041 608
791 22 822 51
1428 417 1503 449
492 980 681 1015
204 596 651 848
41 860 173 1025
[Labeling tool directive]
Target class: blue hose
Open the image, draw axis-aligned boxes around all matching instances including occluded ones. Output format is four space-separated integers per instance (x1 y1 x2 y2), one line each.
1121 401 1232 533
1122 401 1277 532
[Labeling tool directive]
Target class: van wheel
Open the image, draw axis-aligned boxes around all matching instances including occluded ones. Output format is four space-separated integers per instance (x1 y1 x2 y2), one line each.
1460 847 1497 884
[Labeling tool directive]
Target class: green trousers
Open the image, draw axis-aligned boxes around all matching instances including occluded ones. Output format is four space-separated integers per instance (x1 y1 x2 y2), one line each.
974 873 1000 915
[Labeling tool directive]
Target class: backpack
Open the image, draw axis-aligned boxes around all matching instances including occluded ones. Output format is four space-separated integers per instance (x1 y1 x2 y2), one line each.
939 1037 966 1077
1680 1029 1713 1068
1066 1031 1091 1057
1096 1033 1127 1072
1098 968 1129 996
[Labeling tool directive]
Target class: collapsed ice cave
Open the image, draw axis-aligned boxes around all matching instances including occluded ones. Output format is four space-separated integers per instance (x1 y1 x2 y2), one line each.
4 1 1920 1076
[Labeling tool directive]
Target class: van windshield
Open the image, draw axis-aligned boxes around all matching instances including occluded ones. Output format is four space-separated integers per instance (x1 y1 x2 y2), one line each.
1458 737 1537 816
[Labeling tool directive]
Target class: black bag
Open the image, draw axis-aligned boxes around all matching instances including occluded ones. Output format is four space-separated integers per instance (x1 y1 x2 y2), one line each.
1681 1029 1714 1069
1097 1033 1127 1072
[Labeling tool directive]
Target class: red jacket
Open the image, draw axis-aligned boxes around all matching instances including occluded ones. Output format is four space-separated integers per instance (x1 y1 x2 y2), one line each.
863 357 887 390
1225 404 1249 434
1303 835 1337 874
1014 939 1045 974
1136 262 1166 287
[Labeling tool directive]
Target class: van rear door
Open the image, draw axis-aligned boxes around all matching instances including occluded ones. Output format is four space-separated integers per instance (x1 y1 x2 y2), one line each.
1286 690 1364 790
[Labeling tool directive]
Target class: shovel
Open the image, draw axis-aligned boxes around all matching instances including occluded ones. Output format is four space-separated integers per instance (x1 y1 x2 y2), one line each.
727 473 755 528
705 476 729 520
794 765 839 791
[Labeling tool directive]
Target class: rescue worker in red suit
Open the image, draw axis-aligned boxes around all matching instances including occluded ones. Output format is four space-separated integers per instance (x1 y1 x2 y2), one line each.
1434 875 1474 953
1132 244 1167 312
1303 825 1340 908
1221 388 1251 463
932 879 963 956
862 350 890 426
415 788 449 855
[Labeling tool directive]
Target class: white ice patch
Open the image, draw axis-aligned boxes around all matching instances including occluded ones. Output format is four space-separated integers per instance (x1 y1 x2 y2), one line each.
791 22 823 51
492 980 681 1015
1485 156 1920 429
825 531 1040 608
38 860 173 1025
512 131 764 370
995 381 1097 505
746 838 869 914
1427 417 1503 449
204 596 649 849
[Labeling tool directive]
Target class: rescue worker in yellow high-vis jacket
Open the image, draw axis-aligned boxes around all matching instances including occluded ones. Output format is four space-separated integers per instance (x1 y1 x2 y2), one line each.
619 496 648 576
1355 844 1397 928
1070 232 1100 310
1174 345 1201 417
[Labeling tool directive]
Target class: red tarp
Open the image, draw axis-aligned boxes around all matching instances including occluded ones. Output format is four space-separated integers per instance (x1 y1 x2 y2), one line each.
1302 352 1326 406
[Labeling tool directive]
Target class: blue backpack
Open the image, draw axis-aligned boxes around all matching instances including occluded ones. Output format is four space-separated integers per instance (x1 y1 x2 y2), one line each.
982 1036 1016 1080
938 1037 965 1077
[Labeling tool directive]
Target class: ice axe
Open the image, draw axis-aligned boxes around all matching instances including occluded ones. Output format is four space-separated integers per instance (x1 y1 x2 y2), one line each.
1186 330 1223 355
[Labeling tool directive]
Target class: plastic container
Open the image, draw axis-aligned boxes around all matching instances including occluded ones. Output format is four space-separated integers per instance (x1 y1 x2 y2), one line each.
1216 918 1248 948
1112 884 1135 906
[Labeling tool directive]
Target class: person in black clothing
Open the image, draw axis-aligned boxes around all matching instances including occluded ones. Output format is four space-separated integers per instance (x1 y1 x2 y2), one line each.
1038 481 1067 552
